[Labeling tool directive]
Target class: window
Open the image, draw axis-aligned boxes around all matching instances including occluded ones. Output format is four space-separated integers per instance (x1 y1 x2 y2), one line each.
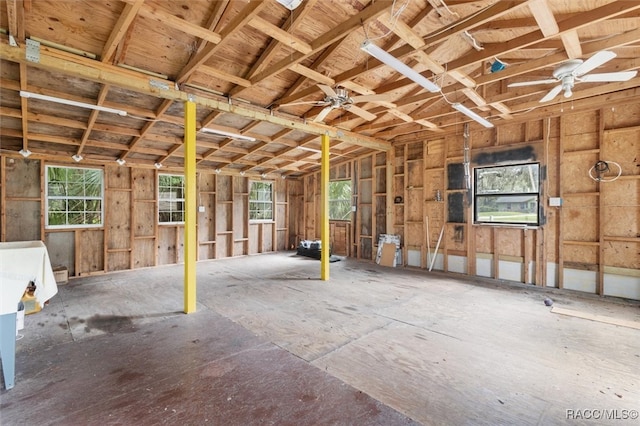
249 181 273 221
46 165 103 228
158 174 185 224
329 180 352 220
474 163 540 225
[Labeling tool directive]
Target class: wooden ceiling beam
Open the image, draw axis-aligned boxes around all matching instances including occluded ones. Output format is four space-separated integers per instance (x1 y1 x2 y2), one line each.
248 16 312 55
248 1 390 86
100 0 144 62
176 1 267 83
0 41 389 150
230 0 318 98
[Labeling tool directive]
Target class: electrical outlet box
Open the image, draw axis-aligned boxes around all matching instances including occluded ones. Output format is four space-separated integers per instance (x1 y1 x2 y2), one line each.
198 205 205 212
549 197 562 207
351 206 357 212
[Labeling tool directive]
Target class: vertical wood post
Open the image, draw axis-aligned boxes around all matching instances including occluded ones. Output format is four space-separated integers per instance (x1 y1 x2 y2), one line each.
184 98 197 313
320 133 330 280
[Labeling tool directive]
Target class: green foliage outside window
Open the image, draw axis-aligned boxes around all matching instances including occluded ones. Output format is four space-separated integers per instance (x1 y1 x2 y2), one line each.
46 166 103 228
474 163 540 225
158 174 185 223
249 181 273 221
329 180 352 220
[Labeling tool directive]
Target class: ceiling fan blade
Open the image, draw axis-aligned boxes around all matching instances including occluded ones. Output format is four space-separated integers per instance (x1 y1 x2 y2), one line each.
508 79 557 87
314 106 333 122
572 51 616 76
540 85 563 103
279 100 328 107
345 105 376 121
318 84 337 98
579 70 638 82
351 93 394 103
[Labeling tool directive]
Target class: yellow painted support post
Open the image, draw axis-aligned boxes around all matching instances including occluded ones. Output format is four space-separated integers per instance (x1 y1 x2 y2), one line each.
320 133 330 280
184 98 197 313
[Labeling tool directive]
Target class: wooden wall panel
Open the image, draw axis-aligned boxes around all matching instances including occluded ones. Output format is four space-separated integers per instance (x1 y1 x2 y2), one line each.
564 245 598 266
497 122 525 145
496 229 523 257
603 179 638 238
5 200 40 241
158 226 177 265
77 229 104 274
134 202 155 237
107 191 131 249
106 166 130 189
133 238 155 268
45 231 75 275
563 199 598 242
6 158 40 197
604 241 639 269
562 153 598 194
107 251 129 272
132 168 155 200
474 226 492 252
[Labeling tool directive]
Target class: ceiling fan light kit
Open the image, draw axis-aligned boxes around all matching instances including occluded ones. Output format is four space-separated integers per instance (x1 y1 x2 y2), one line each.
360 40 440 93
508 51 637 103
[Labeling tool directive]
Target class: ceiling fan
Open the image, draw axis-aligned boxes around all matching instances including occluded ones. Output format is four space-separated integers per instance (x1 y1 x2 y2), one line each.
279 84 394 122
507 51 637 103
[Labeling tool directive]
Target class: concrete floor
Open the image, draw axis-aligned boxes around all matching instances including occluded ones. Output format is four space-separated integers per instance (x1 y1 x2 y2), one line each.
1 253 639 425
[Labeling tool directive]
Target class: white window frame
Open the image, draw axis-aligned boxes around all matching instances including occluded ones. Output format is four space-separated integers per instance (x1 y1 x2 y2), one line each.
158 173 185 225
249 180 274 222
45 165 104 229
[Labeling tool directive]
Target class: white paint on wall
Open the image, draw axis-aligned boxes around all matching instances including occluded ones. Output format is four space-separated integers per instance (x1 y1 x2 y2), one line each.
476 257 493 278
407 250 421 267
604 274 640 300
427 253 444 271
563 269 597 294
498 260 522 282
447 255 467 274
546 263 558 287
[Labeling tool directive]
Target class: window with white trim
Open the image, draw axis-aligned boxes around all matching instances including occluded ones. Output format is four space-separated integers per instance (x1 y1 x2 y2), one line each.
474 162 540 225
249 181 273 221
329 180 352 220
46 165 104 228
158 174 185 224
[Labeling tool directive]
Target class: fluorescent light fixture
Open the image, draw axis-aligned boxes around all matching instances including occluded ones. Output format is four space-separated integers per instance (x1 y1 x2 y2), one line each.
298 146 321 153
200 127 256 142
154 162 163 169
19 149 31 158
361 40 440 93
452 103 494 128
72 154 83 162
275 0 303 10
20 91 128 116
116 158 126 166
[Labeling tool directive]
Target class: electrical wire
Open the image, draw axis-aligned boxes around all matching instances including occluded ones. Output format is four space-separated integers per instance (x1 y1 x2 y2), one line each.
365 0 411 42
588 160 622 182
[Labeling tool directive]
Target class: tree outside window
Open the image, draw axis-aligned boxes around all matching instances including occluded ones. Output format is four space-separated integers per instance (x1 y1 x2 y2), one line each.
158 174 185 224
329 180 352 220
46 166 104 228
474 163 540 225
249 181 273 221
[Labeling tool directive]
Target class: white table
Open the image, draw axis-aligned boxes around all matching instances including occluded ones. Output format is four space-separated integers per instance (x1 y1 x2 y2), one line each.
0 241 58 389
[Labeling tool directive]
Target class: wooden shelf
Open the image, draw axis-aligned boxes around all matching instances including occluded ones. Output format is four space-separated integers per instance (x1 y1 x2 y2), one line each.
425 167 445 172
107 248 131 253
217 231 233 235
198 241 216 245
134 235 155 240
